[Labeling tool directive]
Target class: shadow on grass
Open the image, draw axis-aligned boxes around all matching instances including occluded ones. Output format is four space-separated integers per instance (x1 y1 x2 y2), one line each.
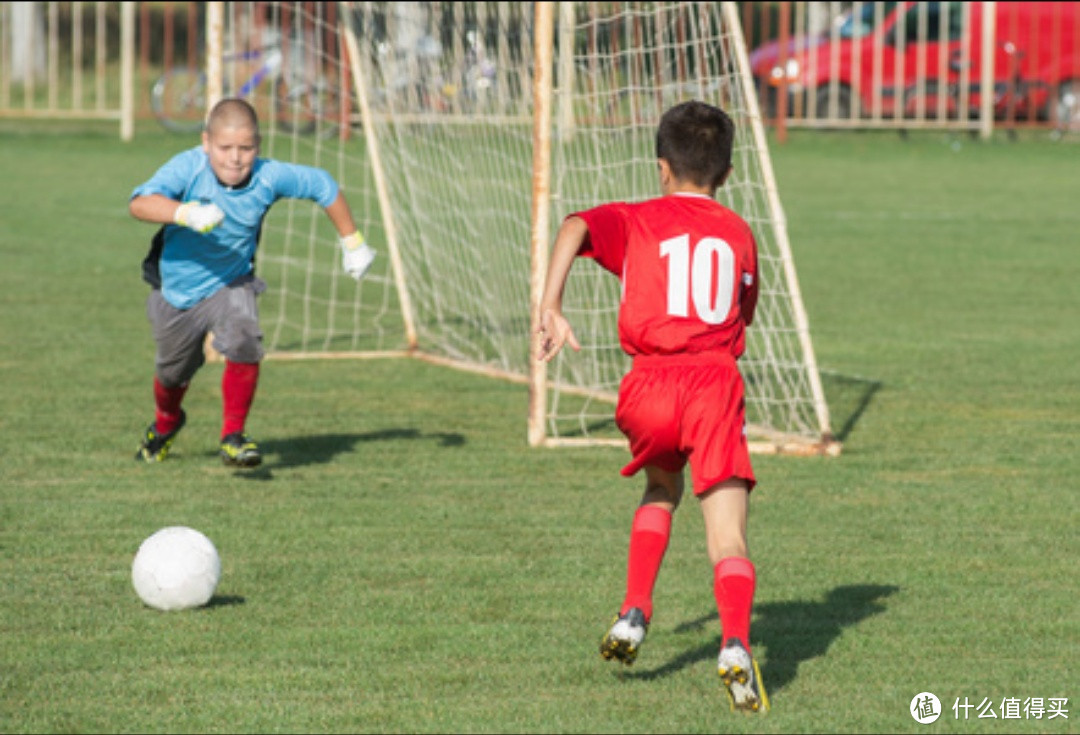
626 584 900 693
819 371 884 443
212 428 466 480
752 583 900 692
205 594 246 609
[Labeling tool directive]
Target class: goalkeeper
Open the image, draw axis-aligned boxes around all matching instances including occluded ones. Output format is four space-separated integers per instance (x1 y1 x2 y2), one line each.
536 101 766 712
129 97 375 467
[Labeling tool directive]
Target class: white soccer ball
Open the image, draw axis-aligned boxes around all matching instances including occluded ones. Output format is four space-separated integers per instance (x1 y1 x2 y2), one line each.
132 526 221 611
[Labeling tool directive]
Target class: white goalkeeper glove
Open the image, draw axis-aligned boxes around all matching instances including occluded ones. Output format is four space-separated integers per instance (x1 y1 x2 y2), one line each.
339 231 376 281
174 201 225 234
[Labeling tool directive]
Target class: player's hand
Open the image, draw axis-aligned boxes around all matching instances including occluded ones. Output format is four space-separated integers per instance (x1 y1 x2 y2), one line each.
174 201 225 234
536 308 580 362
339 231 376 281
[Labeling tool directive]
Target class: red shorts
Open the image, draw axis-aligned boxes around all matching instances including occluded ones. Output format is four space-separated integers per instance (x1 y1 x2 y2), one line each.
615 352 756 495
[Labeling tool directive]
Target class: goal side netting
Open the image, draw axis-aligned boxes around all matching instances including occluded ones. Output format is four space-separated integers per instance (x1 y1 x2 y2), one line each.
218 1 837 455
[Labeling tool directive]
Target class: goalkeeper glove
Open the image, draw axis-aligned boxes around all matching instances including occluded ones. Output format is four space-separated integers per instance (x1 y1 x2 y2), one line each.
339 231 376 281
174 201 225 234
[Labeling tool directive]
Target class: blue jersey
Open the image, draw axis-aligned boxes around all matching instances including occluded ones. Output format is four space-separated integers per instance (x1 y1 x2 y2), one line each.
131 146 339 309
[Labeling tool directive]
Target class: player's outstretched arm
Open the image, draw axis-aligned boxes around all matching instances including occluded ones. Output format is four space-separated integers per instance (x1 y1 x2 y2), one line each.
323 191 358 237
324 192 376 281
130 194 224 234
536 216 588 362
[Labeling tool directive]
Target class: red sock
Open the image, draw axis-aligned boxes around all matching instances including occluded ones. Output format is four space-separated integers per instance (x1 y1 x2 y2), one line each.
153 377 188 435
714 556 756 651
620 505 672 622
221 360 260 439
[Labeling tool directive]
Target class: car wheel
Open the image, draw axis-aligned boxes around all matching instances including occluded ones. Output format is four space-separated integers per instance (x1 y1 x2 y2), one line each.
813 85 855 121
1052 80 1080 134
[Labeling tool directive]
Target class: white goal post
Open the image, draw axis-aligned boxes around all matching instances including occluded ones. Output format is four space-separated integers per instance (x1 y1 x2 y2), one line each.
206 1 838 456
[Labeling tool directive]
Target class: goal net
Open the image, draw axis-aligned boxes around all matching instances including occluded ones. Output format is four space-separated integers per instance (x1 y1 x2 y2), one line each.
215 1 837 455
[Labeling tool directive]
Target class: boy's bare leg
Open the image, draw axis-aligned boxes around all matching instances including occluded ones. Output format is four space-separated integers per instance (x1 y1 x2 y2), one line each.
698 479 748 565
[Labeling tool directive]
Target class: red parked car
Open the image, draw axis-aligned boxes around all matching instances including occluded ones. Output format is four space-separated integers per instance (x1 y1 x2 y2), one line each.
749 1 1080 127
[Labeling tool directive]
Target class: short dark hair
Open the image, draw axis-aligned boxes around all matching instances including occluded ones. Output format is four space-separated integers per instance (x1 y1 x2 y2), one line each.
655 101 735 190
206 97 260 138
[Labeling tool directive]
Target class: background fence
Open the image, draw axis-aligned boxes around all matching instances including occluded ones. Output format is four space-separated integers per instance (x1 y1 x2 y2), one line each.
0 1 135 138
2 1 1078 141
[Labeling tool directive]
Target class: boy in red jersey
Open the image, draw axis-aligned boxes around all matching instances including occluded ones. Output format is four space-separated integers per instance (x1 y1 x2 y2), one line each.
536 101 767 712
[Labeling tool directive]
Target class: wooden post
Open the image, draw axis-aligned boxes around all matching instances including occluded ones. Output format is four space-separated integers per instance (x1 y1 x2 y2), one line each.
205 1 225 112
776 1 789 143
120 2 135 141
204 2 225 362
979 2 997 140
528 2 555 447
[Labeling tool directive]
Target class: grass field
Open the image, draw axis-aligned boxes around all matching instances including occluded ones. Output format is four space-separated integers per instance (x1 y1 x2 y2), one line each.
1 119 1078 734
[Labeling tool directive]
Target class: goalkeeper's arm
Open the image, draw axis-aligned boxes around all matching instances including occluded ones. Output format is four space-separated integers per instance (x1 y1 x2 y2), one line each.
130 194 224 234
324 192 376 281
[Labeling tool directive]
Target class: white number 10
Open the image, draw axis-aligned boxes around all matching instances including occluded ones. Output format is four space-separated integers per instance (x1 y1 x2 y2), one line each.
659 234 736 324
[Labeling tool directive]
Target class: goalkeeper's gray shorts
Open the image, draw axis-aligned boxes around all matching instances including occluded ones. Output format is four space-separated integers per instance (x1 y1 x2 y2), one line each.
146 275 266 386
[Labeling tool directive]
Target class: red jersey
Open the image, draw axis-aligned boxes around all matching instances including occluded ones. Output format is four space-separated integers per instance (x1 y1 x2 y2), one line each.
574 193 759 358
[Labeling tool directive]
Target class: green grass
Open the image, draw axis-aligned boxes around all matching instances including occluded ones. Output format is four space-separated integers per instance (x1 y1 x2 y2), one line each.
1 120 1078 733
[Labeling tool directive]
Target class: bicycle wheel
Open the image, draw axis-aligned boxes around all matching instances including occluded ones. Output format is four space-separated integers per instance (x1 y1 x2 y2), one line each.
1053 79 1080 136
151 67 208 134
273 73 340 136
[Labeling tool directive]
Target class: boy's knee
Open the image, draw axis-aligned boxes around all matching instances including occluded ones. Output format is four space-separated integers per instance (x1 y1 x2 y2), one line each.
212 319 264 363
642 467 684 508
156 356 202 388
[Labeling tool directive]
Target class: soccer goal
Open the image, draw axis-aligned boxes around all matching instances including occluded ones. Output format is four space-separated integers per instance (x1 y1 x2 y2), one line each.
211 1 838 456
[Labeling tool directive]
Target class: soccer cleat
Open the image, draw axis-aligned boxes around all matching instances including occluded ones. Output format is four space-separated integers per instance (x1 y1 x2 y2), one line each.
135 410 186 462
718 638 769 713
599 607 648 665
219 432 262 467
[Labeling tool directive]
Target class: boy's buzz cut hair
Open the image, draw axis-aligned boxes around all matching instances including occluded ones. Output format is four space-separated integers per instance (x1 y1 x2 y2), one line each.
206 97 260 137
656 100 735 190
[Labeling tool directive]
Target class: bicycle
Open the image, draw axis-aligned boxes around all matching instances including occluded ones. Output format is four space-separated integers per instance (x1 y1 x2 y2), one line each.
151 29 340 135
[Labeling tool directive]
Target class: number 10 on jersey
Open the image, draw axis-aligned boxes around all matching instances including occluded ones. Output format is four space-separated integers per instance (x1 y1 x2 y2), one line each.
660 234 746 325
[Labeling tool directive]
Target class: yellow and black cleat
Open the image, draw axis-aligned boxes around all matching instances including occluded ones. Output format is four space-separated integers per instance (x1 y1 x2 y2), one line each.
718 641 769 713
135 410 186 463
219 432 262 467
599 608 648 666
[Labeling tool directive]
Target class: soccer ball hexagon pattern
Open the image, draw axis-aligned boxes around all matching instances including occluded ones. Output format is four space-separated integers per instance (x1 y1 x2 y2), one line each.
132 526 221 611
